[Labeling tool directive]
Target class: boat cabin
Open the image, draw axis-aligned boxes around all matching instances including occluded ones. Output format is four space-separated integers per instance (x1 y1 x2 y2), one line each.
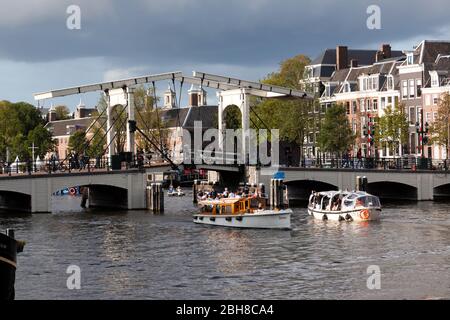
199 197 267 215
310 191 381 212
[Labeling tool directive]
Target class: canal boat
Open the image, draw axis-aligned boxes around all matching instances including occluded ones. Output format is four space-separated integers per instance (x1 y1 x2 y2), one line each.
194 196 292 229
307 191 381 222
0 230 25 300
167 186 185 197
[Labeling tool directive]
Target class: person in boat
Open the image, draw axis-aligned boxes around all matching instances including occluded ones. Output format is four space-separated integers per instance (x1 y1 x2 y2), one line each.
229 191 236 198
176 186 182 194
223 188 229 198
168 185 174 193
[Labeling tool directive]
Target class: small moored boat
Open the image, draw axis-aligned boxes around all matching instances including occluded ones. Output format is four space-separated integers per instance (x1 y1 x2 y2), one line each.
307 191 381 222
194 196 292 229
167 186 185 197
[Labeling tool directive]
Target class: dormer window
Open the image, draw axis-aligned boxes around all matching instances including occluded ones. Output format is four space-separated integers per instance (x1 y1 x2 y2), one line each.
387 76 394 90
430 71 439 87
343 82 351 93
407 53 414 65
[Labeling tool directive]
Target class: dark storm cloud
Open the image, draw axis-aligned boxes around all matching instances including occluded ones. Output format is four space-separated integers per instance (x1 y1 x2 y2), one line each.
2 0 450 68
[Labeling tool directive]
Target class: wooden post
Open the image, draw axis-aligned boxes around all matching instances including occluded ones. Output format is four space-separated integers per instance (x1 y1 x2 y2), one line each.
193 179 199 204
146 183 164 213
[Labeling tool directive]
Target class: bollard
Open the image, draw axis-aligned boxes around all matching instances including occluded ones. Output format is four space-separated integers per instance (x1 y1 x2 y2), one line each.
355 176 362 191
193 179 199 204
146 183 164 214
270 179 284 209
361 176 368 192
258 183 265 197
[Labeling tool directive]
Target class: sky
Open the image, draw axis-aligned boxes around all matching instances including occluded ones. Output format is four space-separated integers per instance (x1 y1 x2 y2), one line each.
1 0 450 110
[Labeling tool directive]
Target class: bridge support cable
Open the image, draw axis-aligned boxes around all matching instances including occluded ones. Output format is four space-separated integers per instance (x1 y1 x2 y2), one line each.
99 103 131 158
134 126 178 170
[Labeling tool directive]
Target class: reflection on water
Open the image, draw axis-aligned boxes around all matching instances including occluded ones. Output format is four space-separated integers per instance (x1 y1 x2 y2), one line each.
0 191 449 300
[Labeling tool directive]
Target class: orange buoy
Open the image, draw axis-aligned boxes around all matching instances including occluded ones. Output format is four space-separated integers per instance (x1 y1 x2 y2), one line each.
69 187 77 196
359 209 370 220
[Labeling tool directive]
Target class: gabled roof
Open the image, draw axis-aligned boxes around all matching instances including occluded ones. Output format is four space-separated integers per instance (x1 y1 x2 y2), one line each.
44 117 95 137
311 48 404 66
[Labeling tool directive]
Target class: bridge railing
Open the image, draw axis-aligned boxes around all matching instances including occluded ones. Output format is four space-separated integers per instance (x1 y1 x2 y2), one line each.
293 157 450 171
0 153 147 176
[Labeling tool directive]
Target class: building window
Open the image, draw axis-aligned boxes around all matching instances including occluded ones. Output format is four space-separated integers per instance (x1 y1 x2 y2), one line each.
387 76 394 90
373 100 378 111
367 100 372 111
402 81 408 99
346 102 350 115
416 79 422 97
372 76 378 90
407 53 414 65
352 101 357 114
433 112 438 121
431 73 439 87
387 96 392 105
381 97 385 109
425 94 431 106
433 95 439 105
360 99 365 112
409 79 415 98
409 106 416 124
426 112 431 123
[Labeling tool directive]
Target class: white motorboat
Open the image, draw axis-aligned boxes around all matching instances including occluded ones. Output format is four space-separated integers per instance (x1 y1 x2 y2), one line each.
167 186 185 197
307 191 381 222
194 196 292 229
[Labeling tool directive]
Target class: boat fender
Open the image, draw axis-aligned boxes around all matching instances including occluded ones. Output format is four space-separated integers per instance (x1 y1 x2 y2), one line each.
345 214 353 222
210 217 216 222
69 187 77 196
199 217 204 221
322 214 328 221
225 217 232 222
193 216 198 220
338 215 345 222
359 209 370 220
236 216 243 222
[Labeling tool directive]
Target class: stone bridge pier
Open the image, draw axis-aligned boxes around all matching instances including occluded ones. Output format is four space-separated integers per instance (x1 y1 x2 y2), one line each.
0 171 147 213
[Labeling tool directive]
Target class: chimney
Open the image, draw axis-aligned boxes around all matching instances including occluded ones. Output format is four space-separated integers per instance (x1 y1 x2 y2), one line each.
350 59 358 68
375 51 384 62
336 46 348 70
381 44 391 59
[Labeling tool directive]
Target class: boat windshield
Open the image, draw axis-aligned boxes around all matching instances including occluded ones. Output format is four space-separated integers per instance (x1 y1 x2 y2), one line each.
355 196 381 207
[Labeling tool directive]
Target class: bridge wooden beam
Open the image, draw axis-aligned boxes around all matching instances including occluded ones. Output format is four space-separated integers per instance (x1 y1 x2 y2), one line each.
34 72 183 100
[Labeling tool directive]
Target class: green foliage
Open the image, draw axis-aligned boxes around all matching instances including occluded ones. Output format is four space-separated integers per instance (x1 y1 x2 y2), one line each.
430 93 450 159
317 105 354 157
223 105 242 130
374 103 409 156
54 105 71 120
0 100 54 161
248 54 314 160
27 124 56 158
68 131 88 155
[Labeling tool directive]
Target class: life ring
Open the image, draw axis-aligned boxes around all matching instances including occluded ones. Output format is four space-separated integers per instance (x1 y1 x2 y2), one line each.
359 209 370 220
69 187 77 196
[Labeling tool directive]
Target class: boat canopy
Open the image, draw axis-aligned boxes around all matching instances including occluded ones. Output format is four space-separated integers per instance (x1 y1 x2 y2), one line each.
312 191 381 210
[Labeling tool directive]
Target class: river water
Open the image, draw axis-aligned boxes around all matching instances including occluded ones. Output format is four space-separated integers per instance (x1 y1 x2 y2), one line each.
1 189 449 300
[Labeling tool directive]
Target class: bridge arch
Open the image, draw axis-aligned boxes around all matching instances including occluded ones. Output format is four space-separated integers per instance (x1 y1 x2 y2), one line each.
0 190 32 213
284 179 338 202
367 181 418 200
433 183 450 200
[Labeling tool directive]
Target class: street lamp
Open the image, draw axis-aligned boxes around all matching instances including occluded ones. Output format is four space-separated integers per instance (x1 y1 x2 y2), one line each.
415 109 429 158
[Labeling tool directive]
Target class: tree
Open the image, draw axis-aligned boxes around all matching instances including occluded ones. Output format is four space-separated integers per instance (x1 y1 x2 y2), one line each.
250 54 313 162
27 124 56 158
0 100 53 161
223 105 242 130
374 103 409 157
54 105 71 120
317 105 354 158
430 92 450 159
68 131 88 155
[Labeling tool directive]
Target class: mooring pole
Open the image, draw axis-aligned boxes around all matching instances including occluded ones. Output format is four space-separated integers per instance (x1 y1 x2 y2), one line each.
147 183 164 214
